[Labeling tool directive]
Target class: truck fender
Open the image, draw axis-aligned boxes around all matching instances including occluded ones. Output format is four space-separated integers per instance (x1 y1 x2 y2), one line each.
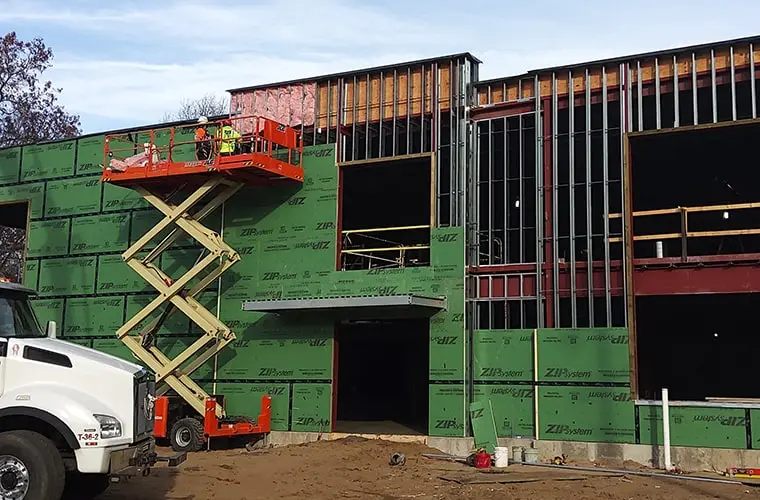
0 406 80 450
0 384 122 449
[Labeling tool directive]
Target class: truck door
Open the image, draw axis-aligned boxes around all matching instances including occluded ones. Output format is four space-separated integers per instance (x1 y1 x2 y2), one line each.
0 338 6 397
0 297 14 398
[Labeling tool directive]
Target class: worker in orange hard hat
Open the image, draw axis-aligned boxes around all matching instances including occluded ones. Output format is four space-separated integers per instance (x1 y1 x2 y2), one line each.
195 116 212 161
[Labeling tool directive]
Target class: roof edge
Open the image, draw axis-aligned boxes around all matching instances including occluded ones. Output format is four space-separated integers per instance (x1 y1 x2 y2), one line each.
475 33 760 87
226 52 482 93
12 113 230 149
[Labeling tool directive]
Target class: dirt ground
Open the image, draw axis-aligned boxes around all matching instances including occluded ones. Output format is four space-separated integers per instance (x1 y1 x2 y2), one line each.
102 438 758 500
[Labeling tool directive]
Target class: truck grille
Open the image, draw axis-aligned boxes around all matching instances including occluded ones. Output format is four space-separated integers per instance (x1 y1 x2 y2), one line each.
134 370 156 441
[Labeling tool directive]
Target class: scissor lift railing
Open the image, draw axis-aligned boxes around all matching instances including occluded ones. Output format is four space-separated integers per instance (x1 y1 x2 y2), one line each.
102 115 304 423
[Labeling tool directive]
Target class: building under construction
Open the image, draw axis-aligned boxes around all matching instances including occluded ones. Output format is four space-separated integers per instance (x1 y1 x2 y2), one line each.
0 34 759 453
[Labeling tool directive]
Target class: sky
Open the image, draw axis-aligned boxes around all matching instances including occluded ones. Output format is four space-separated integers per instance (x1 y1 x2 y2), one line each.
2 0 760 134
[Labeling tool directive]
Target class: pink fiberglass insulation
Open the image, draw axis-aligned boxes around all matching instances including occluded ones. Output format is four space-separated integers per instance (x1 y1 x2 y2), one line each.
230 83 316 134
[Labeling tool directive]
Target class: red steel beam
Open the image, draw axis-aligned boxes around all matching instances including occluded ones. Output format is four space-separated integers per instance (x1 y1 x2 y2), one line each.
471 254 760 298
472 261 625 299
470 100 535 121
633 262 760 295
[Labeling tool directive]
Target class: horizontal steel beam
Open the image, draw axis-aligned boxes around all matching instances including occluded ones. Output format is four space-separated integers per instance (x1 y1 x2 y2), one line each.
633 262 760 295
473 262 625 299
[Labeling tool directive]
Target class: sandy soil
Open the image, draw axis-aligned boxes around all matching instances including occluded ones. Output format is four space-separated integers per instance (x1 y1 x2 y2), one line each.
101 438 758 500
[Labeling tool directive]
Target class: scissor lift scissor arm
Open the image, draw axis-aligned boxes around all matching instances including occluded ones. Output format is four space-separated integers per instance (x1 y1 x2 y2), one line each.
101 115 303 450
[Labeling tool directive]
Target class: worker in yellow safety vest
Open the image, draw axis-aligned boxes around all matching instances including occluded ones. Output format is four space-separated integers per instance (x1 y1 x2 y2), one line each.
216 119 241 156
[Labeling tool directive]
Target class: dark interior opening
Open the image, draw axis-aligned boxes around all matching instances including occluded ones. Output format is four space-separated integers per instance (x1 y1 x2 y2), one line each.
340 157 431 270
636 293 760 401
629 120 760 259
0 201 30 283
335 318 429 435
476 115 538 266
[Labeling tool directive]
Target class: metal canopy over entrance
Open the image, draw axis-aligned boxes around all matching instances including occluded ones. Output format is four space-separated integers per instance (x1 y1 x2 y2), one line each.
241 294 447 314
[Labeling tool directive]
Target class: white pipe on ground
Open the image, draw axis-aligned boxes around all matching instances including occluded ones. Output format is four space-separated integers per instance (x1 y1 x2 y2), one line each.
662 388 673 471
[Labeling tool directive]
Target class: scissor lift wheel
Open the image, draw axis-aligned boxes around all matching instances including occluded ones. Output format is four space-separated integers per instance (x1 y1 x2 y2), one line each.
101 115 303 450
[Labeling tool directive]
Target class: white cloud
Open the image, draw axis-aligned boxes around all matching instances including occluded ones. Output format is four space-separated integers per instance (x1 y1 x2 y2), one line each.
48 52 422 124
3 0 760 133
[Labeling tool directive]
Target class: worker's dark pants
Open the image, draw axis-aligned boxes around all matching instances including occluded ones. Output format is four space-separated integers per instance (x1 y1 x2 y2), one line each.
195 141 211 161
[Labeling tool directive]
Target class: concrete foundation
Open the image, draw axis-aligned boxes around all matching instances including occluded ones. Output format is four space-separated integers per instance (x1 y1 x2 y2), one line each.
269 431 760 473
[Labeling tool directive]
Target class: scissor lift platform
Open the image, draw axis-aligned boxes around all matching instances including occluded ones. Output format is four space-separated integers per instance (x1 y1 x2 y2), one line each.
102 115 303 452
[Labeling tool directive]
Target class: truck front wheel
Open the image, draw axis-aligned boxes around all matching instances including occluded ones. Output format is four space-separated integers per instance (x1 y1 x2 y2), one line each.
170 418 205 453
0 430 65 500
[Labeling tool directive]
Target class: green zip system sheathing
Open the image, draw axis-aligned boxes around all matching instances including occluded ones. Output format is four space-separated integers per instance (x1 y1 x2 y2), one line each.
0 136 466 435
3 134 760 447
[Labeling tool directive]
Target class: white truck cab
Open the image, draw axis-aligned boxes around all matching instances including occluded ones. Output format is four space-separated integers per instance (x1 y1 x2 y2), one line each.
0 281 185 500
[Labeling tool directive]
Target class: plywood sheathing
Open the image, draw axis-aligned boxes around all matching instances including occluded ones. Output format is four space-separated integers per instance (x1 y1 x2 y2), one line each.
476 45 760 105
316 64 453 129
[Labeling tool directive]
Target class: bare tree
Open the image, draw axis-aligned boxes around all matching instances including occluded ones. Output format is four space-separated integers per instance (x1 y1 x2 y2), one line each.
0 225 24 282
0 32 80 282
161 93 229 123
0 31 81 147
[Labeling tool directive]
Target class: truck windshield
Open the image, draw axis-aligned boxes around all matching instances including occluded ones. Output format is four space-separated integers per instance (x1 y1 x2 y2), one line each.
0 295 45 338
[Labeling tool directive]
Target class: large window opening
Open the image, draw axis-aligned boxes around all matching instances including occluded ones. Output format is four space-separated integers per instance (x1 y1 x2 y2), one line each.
0 201 30 284
636 293 760 401
340 157 432 270
629 120 760 260
334 318 429 435
475 115 539 266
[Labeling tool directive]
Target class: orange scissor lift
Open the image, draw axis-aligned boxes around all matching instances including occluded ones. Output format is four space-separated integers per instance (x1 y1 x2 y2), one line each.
101 115 304 452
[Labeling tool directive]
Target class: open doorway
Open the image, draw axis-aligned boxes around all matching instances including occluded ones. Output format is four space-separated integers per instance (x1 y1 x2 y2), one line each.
0 201 30 283
335 318 429 435
340 156 432 270
636 293 760 401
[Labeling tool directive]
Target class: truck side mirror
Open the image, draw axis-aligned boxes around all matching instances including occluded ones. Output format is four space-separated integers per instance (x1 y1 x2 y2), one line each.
46 320 57 339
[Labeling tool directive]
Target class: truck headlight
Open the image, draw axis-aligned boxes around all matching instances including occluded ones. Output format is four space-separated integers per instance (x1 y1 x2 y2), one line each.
94 414 122 439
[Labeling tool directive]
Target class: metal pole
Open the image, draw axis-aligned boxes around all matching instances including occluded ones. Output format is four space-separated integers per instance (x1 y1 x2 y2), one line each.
487 120 493 265
711 49 718 123
535 74 544 327
352 76 358 161
551 72 560 327
420 65 426 155
312 84 319 145
449 64 456 224
585 68 594 325
692 52 699 125
621 64 630 327
602 67 612 327
655 58 661 130
406 67 412 155
730 46 737 121
518 114 524 264
626 64 633 133
365 73 371 158
636 61 643 131
392 70 398 156
379 70 384 157
325 80 331 145
751 43 757 119
568 70 577 327
662 388 673 472
504 116 509 264
673 55 680 127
